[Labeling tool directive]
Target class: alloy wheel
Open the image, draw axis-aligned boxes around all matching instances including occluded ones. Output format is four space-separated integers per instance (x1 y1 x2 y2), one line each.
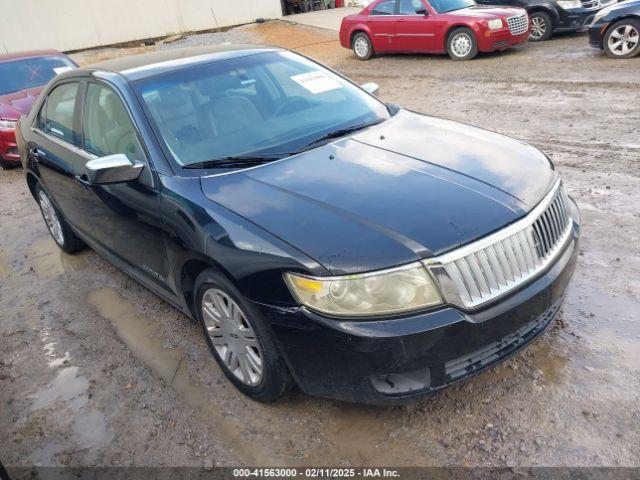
39 191 64 246
354 37 370 58
201 288 264 386
607 24 639 56
451 33 472 58
530 16 547 40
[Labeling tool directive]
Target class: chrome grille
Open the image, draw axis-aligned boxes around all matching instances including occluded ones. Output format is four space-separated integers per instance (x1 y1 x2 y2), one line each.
426 181 572 310
507 13 528 35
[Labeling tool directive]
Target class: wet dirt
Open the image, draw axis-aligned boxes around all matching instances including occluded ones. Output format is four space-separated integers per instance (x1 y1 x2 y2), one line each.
1 20 640 468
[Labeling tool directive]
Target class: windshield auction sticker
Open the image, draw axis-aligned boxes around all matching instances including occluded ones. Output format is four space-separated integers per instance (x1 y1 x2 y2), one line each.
291 71 342 94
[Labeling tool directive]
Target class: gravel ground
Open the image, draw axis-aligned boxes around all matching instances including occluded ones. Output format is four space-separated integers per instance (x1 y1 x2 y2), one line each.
1 20 639 470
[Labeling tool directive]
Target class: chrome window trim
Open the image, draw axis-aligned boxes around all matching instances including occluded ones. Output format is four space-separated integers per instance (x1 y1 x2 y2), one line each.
30 126 97 160
423 179 573 310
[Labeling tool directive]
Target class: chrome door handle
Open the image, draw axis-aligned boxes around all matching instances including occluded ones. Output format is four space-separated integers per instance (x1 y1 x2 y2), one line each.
74 174 92 189
31 148 45 161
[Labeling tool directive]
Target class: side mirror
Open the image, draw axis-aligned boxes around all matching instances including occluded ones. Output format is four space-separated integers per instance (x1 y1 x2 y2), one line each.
85 154 143 185
361 82 380 96
416 8 429 14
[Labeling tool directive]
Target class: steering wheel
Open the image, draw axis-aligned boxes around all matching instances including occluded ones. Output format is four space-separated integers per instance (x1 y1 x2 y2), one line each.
273 96 312 117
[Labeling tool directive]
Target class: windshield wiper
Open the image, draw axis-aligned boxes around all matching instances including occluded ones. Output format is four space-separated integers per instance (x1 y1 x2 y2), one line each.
294 119 385 153
183 154 288 169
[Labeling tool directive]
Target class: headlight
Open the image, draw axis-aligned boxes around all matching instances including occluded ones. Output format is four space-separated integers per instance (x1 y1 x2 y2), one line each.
557 0 582 8
487 19 504 30
0 119 17 131
284 263 442 317
592 5 615 24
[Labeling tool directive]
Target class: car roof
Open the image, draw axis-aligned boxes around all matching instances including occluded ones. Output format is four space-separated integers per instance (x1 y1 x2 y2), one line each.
0 49 66 63
88 44 284 81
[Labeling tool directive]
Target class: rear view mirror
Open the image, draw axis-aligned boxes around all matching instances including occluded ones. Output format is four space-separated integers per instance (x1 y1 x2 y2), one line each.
85 154 143 185
361 82 380 96
416 8 428 14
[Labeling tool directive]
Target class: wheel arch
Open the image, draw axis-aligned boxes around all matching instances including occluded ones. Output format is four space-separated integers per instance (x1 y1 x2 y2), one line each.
179 256 239 318
607 13 640 27
350 26 372 47
26 171 39 200
526 5 558 30
443 23 476 51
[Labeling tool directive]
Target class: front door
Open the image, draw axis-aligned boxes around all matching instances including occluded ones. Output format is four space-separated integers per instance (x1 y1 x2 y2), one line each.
367 0 399 52
393 0 438 51
76 81 172 291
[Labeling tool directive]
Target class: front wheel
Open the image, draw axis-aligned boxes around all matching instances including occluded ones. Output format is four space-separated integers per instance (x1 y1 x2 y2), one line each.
446 27 478 61
194 268 293 402
352 32 374 61
604 20 640 59
529 11 553 42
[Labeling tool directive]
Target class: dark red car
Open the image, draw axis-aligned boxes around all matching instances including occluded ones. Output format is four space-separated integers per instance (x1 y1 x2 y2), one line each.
339 0 530 61
0 50 77 169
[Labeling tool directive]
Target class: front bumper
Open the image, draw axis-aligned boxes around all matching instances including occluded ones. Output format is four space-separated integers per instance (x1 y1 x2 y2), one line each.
477 29 529 52
261 210 580 405
556 7 603 32
0 128 20 165
588 22 607 48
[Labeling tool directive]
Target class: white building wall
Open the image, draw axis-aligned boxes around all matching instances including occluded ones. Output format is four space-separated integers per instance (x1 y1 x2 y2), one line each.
0 0 283 54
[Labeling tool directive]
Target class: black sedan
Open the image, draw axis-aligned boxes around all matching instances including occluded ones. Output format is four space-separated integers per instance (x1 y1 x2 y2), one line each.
589 0 640 58
16 45 580 404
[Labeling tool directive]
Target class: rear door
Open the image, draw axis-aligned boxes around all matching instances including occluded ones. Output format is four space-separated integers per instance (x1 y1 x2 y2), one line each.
393 0 438 51
29 80 90 231
367 0 399 51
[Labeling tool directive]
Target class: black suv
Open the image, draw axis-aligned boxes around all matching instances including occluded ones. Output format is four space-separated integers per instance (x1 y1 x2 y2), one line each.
477 0 618 41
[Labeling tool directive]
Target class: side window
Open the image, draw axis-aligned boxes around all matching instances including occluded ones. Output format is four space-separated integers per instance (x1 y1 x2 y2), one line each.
371 0 396 15
398 0 424 14
82 83 145 161
40 82 79 145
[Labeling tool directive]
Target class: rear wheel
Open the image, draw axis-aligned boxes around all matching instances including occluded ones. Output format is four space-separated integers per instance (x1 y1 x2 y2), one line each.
194 268 293 402
352 32 374 60
529 11 553 42
604 20 640 59
446 27 478 61
36 184 85 253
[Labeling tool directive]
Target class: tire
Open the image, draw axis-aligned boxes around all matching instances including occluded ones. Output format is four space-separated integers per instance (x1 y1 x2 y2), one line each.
0 158 19 170
194 268 293 402
352 32 374 61
603 19 640 59
35 184 85 254
529 11 553 42
446 27 478 61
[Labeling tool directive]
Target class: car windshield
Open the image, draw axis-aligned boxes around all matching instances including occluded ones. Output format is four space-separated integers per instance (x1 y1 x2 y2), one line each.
429 0 476 13
134 51 390 167
0 56 76 96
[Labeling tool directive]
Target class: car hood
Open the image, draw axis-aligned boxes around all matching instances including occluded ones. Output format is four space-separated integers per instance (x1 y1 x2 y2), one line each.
200 110 556 275
0 86 44 120
450 5 525 18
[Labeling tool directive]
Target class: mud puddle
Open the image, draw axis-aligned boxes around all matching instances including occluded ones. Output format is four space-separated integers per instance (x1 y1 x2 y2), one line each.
568 286 640 371
88 287 278 464
27 237 88 279
29 366 89 412
88 287 429 466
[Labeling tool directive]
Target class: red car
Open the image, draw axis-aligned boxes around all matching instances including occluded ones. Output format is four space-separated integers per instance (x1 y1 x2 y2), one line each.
339 0 530 61
0 50 77 169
